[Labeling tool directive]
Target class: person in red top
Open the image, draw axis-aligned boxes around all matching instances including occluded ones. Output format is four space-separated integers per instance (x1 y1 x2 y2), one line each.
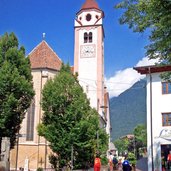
94 153 101 171
167 150 171 169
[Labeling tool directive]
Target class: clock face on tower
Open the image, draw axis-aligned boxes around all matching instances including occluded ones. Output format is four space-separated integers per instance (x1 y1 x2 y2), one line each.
80 45 96 58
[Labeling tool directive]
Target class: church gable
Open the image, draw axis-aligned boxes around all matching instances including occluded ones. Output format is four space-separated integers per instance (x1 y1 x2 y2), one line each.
29 40 62 71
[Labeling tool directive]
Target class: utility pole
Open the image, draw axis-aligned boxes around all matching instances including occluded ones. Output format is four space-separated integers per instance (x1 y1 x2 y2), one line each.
149 67 154 171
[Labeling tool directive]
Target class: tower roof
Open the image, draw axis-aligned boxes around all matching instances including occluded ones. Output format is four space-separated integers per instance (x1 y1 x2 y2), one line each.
81 0 100 11
29 40 62 71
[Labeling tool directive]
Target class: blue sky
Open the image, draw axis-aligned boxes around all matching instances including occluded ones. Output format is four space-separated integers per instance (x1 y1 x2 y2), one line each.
0 0 156 97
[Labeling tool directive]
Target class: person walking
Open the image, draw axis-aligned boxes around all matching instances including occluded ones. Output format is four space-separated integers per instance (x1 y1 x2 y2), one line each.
122 157 132 171
108 152 114 171
94 153 101 171
113 154 118 170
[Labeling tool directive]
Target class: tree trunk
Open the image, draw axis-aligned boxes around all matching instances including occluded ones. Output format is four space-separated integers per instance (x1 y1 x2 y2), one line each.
132 165 136 171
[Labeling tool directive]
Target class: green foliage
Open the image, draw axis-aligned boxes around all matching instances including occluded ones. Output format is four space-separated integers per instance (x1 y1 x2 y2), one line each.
101 155 108 165
115 0 171 65
127 152 136 166
133 124 147 159
114 138 129 155
36 168 43 171
49 154 59 171
38 64 108 169
115 124 147 161
133 124 147 147
0 32 34 148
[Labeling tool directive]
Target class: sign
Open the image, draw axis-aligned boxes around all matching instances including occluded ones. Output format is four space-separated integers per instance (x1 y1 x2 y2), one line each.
155 128 171 140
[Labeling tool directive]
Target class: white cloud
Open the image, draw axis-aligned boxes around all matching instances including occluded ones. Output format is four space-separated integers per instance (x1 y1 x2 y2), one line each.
136 57 158 67
106 57 158 98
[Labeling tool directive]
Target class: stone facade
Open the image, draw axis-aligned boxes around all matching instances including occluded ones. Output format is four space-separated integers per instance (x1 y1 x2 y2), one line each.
10 41 62 170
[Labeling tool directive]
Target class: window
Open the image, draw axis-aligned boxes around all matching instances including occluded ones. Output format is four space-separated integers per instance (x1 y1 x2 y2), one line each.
162 82 171 94
162 113 171 126
84 32 93 43
89 32 92 43
84 33 88 43
26 99 35 141
86 14 91 21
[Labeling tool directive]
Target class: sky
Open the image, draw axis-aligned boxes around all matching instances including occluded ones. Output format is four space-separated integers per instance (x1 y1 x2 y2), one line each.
0 0 157 97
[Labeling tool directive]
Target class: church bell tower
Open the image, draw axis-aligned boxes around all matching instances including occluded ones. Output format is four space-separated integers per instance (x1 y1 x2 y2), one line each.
74 0 105 119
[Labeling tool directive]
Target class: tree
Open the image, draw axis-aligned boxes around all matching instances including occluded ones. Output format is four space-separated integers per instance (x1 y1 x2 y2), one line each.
38 64 108 170
0 32 34 148
133 124 147 159
114 138 130 155
114 124 147 159
115 0 171 64
127 152 136 169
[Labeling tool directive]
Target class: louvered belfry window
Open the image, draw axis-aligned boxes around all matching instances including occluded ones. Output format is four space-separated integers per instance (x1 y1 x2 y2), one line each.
89 32 92 43
26 99 35 141
84 32 93 43
84 32 88 43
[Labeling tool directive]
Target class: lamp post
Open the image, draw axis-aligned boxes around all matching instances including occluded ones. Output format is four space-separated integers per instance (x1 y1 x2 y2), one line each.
15 132 19 171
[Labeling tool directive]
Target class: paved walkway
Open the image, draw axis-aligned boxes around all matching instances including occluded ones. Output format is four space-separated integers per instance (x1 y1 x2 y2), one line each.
136 157 148 171
106 157 148 171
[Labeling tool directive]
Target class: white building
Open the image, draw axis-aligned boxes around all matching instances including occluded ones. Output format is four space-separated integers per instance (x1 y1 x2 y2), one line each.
134 65 171 171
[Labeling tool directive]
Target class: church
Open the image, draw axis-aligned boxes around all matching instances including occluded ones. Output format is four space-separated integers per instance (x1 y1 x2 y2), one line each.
10 0 111 170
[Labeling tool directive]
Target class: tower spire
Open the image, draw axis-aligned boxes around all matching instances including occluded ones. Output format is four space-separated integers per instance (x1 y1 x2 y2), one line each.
81 0 100 10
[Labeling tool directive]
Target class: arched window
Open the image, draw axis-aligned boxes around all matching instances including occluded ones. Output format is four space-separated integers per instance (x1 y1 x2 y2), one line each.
84 32 88 43
89 32 92 43
26 99 35 141
84 32 93 43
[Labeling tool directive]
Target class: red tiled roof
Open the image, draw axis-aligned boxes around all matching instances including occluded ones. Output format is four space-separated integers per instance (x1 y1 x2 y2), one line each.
81 0 100 10
29 41 62 71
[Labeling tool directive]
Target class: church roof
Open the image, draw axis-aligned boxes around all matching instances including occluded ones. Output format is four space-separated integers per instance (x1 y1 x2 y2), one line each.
29 40 62 71
81 0 100 11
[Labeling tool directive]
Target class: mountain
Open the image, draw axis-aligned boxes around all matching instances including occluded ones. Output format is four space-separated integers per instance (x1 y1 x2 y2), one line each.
110 79 146 141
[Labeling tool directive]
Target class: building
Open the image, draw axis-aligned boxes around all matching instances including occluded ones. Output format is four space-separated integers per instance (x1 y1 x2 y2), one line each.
74 0 109 131
10 40 62 170
10 0 111 170
134 65 171 171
